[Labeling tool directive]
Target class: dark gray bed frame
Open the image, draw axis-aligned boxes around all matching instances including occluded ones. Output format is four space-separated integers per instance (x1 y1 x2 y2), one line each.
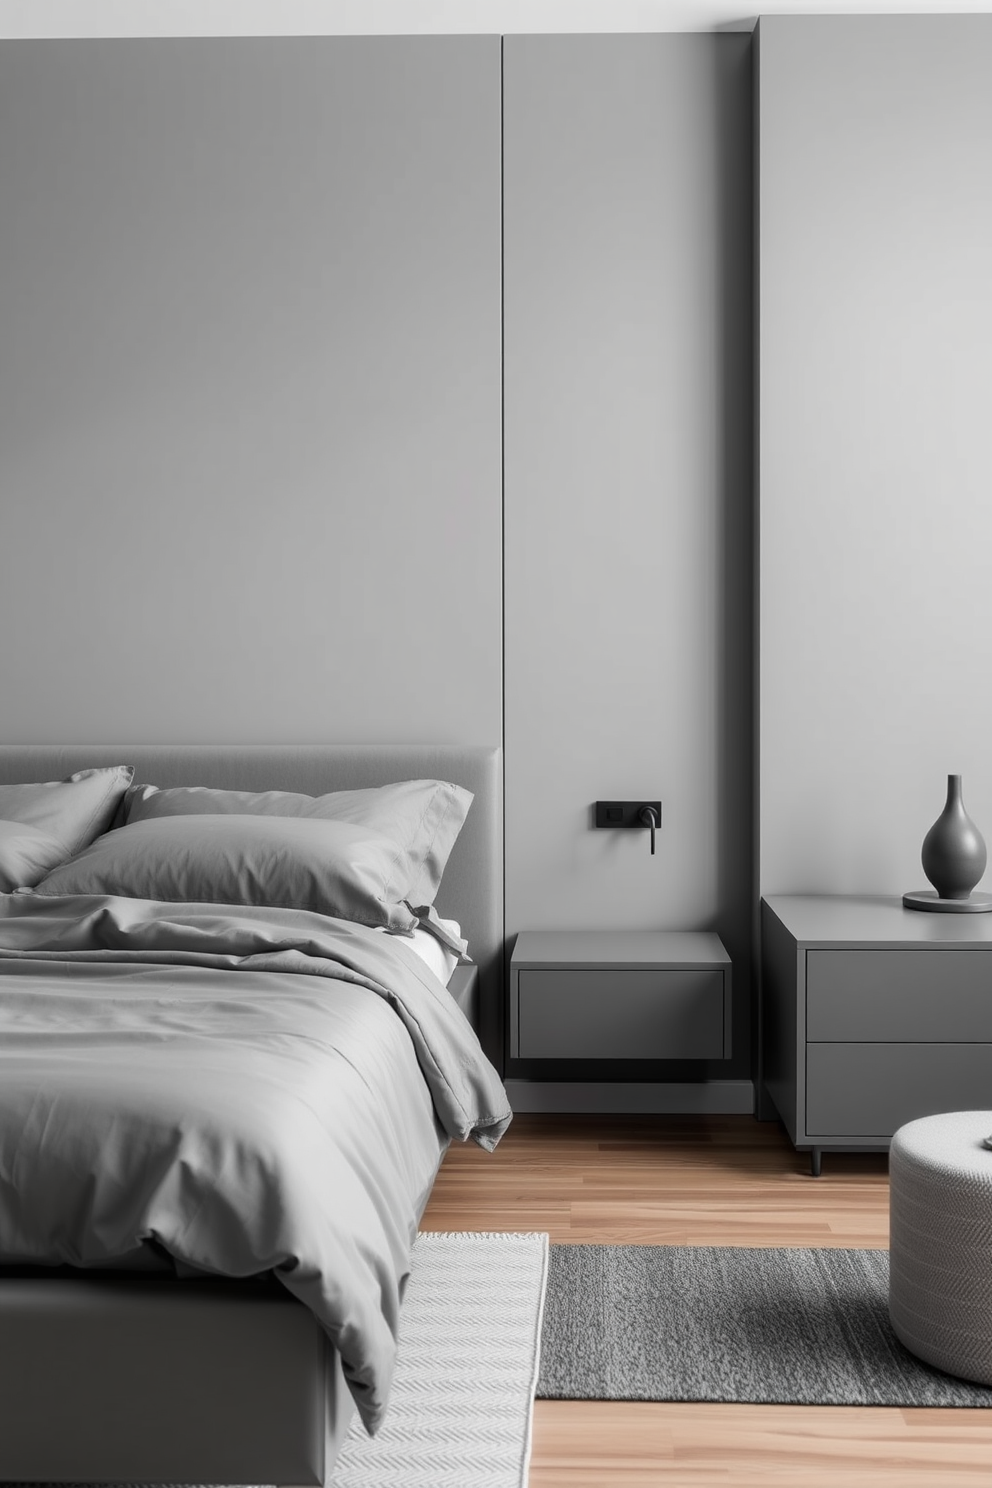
0 743 502 1485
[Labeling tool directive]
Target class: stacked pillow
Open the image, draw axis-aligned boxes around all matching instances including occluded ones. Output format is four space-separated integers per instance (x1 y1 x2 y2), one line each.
32 777 473 935
0 766 133 891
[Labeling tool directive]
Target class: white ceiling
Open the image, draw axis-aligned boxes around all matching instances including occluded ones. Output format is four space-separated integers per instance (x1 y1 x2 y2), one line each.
0 0 989 38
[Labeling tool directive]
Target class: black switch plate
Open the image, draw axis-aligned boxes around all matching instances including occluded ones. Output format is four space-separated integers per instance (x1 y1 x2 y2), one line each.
595 800 662 830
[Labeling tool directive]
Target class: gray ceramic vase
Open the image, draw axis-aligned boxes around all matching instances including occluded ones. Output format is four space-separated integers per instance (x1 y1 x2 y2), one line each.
921 774 987 900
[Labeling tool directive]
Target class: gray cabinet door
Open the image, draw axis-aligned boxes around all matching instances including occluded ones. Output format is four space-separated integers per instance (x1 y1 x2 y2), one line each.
516 969 727 1059
806 950 992 1042
806 1043 992 1137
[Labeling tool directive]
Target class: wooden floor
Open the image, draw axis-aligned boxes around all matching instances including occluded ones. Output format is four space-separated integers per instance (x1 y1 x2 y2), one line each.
420 1114 992 1485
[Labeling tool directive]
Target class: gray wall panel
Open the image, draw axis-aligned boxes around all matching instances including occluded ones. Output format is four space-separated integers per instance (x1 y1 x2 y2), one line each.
1 35 758 1091
758 17 992 897
0 38 501 746
503 35 753 1077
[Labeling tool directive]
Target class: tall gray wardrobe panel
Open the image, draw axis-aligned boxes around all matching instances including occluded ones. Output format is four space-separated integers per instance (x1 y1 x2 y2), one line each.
502 37 754 1086
0 39 502 747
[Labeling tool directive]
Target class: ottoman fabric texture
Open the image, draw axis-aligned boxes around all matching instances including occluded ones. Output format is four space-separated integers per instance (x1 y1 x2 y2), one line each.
889 1110 992 1386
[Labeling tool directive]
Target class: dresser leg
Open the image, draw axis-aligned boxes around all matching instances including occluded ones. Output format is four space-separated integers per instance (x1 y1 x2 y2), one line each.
810 1147 822 1178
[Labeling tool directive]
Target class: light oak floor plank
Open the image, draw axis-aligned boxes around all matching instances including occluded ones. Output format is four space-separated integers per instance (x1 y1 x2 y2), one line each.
420 1114 992 1484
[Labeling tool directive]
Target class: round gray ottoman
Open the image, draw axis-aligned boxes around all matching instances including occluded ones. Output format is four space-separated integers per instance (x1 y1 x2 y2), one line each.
889 1111 992 1384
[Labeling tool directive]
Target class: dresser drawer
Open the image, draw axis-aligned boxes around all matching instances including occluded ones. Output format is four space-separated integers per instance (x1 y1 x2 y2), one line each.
806 1042 992 1137
512 968 728 1060
806 950 992 1042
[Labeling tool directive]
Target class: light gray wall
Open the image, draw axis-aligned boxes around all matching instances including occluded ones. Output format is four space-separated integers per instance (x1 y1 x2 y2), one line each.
0 38 501 746
1 35 758 1085
758 16 992 896
503 36 754 1074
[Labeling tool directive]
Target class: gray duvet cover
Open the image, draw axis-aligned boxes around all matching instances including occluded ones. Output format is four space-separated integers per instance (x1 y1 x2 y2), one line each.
0 893 511 1432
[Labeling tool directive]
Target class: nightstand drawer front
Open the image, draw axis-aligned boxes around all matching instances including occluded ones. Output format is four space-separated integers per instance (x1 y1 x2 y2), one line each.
806 950 992 1042
515 968 726 1059
806 1042 992 1137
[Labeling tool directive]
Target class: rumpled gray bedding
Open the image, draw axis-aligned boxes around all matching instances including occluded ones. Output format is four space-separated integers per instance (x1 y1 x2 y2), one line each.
0 893 511 1432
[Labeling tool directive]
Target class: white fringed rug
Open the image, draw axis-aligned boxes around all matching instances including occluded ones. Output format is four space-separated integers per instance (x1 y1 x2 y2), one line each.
333 1231 549 1488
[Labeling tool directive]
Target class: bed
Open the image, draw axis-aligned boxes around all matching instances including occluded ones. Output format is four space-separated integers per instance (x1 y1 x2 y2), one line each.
0 742 505 1485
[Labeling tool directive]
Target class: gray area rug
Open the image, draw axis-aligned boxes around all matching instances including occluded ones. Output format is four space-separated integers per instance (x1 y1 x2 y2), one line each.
537 1244 992 1408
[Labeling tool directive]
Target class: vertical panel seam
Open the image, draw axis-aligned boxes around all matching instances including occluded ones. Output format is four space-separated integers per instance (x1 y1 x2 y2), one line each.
500 33 506 1073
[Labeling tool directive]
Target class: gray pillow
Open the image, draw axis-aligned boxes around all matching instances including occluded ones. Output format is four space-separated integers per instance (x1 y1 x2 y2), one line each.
0 765 133 890
33 814 429 930
122 777 472 910
0 821 69 893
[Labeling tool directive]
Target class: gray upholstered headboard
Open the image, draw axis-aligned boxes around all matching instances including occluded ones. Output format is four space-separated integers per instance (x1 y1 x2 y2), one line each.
0 744 502 1064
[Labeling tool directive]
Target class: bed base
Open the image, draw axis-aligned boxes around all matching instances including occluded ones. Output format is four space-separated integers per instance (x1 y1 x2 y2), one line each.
0 1275 349 1483
0 743 500 1484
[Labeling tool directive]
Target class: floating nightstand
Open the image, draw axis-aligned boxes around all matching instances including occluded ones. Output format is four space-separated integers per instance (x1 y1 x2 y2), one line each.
508 931 732 1064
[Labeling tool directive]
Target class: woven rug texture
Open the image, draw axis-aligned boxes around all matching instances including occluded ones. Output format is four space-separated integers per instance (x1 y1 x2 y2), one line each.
537 1243 992 1408
333 1230 548 1487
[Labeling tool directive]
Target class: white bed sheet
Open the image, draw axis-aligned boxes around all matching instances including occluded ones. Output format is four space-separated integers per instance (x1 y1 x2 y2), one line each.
377 918 463 987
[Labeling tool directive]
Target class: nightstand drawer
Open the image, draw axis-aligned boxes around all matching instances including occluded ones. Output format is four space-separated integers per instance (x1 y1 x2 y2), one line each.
806 950 992 1042
806 1042 992 1136
514 968 727 1060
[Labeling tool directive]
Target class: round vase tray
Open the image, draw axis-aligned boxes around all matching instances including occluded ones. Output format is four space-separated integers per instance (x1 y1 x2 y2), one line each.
903 890 992 914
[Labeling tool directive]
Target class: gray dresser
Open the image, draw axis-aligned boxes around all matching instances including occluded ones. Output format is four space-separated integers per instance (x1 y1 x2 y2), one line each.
761 895 992 1175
